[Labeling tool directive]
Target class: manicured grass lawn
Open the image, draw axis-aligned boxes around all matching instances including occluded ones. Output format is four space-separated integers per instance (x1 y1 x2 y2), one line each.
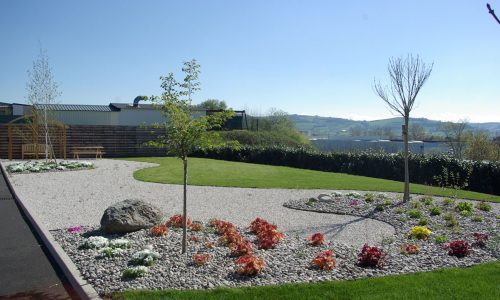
113 261 500 300
123 157 500 202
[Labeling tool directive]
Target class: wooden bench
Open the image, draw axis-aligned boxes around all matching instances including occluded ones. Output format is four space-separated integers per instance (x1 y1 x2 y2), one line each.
22 144 53 159
72 146 105 159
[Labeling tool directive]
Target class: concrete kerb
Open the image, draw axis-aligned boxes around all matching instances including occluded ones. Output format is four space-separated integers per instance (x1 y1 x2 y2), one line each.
0 162 101 300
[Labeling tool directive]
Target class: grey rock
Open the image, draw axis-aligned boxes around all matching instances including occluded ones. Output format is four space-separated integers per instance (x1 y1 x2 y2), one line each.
100 199 163 234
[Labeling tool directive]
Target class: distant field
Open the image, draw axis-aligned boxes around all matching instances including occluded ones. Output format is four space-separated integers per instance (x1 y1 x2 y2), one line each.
123 157 500 202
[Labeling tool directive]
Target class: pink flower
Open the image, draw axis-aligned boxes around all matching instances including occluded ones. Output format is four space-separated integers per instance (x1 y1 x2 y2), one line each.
67 226 82 232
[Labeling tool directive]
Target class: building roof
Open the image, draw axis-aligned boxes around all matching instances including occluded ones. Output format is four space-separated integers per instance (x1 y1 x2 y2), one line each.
109 103 157 110
33 104 117 112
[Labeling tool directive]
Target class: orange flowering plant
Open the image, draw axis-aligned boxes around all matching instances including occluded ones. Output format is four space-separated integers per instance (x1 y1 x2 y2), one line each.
308 233 325 246
310 250 336 270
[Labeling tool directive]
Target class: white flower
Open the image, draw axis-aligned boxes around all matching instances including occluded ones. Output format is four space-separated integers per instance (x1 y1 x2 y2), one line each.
132 248 160 266
81 236 109 249
109 238 131 249
331 191 343 198
122 266 148 278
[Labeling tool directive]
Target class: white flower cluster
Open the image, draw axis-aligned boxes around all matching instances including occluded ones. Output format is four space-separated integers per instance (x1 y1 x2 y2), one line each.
81 236 109 249
122 266 148 278
109 238 132 249
99 247 125 258
346 191 362 199
7 160 94 173
331 191 343 198
131 248 160 266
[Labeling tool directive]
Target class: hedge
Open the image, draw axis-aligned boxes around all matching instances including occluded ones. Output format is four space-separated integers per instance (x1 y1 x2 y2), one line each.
192 146 500 196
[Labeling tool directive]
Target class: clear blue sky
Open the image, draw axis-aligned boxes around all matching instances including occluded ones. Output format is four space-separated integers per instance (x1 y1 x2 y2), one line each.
1 0 499 122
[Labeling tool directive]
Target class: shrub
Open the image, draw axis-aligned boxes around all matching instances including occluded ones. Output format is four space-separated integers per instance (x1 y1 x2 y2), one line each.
131 249 160 266
166 214 191 228
460 210 472 217
122 266 148 278
430 206 442 216
357 244 386 268
249 218 285 249
375 204 385 211
151 224 168 236
235 255 265 276
455 202 473 213
99 247 125 258
308 233 325 246
310 250 336 270
473 233 489 248
229 239 254 256
418 218 429 226
472 215 483 222
420 196 433 205
109 238 131 249
447 240 472 257
434 235 448 244
411 201 422 209
347 191 362 199
408 226 431 240
476 201 492 212
383 199 392 206
394 208 404 214
407 209 422 219
192 253 210 266
400 243 419 255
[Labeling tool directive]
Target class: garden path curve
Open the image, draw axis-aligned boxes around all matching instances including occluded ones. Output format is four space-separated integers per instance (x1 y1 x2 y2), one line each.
7 159 395 247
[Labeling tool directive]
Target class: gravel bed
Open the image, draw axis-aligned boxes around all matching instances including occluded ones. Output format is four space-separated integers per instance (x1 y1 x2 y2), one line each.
4 159 395 247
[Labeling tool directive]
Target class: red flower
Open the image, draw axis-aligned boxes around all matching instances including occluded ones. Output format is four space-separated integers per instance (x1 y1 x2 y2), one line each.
308 233 325 246
235 255 265 276
357 244 386 268
310 250 336 270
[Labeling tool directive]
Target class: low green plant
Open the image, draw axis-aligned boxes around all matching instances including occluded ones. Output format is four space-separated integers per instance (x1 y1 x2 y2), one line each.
131 249 160 266
407 209 422 219
442 198 455 206
434 235 448 244
472 215 483 222
456 202 473 213
375 204 385 211
420 196 433 206
306 198 318 206
460 210 472 217
418 218 429 226
99 247 125 258
444 213 459 228
430 206 442 216
411 201 421 209
394 208 404 214
383 199 392 206
364 193 375 202
451 226 462 234
476 201 492 212
122 266 148 278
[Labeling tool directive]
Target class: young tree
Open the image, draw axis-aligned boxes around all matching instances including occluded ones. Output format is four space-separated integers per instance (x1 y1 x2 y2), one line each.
410 124 427 140
441 119 469 160
374 54 433 202
464 130 496 161
150 60 234 254
26 47 61 161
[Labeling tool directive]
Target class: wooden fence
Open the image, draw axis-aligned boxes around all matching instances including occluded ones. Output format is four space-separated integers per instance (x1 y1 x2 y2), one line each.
0 125 168 159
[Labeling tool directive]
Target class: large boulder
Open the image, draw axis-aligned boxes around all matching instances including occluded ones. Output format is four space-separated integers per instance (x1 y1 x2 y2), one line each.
100 199 163 234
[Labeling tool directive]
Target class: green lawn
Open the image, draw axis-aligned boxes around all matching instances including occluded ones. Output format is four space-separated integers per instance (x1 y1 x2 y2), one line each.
113 261 500 300
123 157 500 202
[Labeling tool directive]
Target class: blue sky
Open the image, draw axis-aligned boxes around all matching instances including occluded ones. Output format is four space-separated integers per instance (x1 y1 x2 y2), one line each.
1 0 499 122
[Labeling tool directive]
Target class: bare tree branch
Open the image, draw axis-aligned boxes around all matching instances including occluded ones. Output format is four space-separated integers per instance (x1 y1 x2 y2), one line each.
487 3 500 24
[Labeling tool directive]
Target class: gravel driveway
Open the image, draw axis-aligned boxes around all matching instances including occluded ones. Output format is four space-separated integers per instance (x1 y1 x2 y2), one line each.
5 159 395 246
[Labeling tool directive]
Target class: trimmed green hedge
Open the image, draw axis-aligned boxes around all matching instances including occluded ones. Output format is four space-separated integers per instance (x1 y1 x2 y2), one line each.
192 146 500 196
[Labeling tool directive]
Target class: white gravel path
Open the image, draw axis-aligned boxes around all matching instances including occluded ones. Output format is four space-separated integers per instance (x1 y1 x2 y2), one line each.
5 159 395 246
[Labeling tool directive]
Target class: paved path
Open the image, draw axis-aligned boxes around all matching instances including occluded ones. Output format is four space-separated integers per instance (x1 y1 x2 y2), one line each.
6 159 395 247
0 166 76 299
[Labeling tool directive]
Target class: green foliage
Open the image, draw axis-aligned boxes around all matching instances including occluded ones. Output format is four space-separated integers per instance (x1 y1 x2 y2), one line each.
472 215 483 222
364 193 375 202
408 209 422 219
476 201 492 212
418 218 429 226
434 235 448 244
443 213 459 228
375 204 385 211
430 206 442 216
455 202 473 213
411 201 422 209
442 198 455 206
420 196 433 205
219 130 311 148
460 210 472 217
197 99 228 110
394 208 404 214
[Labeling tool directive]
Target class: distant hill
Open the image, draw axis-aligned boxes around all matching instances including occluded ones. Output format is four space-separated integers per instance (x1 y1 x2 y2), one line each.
289 115 500 139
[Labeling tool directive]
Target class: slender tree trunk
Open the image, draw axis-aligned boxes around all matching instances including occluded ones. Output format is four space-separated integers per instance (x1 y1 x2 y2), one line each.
181 158 188 254
403 117 410 202
44 107 49 162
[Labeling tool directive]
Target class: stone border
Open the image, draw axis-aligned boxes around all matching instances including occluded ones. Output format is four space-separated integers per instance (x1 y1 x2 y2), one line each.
0 162 101 300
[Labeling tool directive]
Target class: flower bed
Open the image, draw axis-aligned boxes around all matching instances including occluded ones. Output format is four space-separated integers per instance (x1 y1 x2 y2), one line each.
52 200 498 296
7 160 94 173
